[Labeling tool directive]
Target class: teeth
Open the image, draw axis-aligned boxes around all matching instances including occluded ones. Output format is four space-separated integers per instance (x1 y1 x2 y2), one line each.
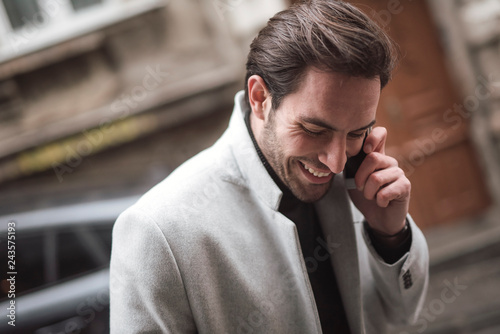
303 163 331 178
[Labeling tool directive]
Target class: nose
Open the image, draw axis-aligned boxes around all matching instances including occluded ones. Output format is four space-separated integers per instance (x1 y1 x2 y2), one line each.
317 137 347 174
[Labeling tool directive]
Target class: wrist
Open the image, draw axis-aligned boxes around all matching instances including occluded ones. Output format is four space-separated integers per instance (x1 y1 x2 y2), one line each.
364 219 412 264
364 219 411 250
369 219 409 238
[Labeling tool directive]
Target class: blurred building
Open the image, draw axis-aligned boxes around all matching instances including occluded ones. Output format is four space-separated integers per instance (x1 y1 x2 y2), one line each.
0 0 286 211
0 0 500 333
0 1 287 332
0 0 499 226
429 0 500 210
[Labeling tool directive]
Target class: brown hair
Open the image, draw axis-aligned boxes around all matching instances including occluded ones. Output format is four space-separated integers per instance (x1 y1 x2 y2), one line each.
245 0 398 110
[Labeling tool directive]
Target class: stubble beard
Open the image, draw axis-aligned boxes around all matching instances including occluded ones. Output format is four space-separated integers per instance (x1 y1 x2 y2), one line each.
260 113 332 203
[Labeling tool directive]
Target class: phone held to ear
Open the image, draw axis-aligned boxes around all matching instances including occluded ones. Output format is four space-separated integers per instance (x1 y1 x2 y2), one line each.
344 128 371 190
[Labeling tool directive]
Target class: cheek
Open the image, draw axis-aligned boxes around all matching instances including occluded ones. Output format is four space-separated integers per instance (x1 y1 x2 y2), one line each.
277 124 323 159
282 133 320 158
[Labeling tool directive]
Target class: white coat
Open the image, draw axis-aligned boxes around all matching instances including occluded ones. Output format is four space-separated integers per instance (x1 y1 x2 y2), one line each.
110 91 429 333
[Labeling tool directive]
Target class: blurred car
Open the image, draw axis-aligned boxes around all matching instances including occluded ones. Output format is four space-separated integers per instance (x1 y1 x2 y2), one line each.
0 195 139 334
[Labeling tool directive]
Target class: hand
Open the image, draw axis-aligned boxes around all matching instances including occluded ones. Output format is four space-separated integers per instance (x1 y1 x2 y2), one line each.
347 127 410 235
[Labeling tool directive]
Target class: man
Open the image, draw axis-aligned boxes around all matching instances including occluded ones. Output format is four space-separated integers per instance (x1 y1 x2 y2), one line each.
110 1 429 333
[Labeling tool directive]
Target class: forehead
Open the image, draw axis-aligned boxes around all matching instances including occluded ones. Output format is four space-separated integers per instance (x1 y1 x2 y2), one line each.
278 68 381 127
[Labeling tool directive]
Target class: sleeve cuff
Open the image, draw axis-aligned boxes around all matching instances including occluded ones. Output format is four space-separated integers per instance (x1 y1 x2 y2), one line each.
364 219 412 264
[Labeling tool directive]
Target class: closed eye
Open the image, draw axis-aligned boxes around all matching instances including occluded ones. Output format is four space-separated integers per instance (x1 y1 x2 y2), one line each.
301 125 326 137
347 131 366 139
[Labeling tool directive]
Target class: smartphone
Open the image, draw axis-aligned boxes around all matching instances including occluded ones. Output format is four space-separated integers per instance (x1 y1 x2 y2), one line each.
344 128 371 190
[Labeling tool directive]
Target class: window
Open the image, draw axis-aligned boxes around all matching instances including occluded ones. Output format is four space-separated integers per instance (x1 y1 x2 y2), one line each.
2 0 43 30
70 0 103 11
0 0 165 63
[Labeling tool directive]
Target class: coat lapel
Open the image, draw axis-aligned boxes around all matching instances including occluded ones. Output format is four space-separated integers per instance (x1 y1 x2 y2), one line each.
315 176 364 334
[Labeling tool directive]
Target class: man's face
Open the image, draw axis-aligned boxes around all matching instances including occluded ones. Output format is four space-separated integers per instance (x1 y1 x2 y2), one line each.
255 68 381 202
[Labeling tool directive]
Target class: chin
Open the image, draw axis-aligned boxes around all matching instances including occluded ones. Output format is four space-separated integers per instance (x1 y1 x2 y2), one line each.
291 183 331 203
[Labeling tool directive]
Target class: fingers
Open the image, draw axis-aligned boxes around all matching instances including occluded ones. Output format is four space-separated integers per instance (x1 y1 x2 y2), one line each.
355 152 398 191
374 176 411 207
361 166 411 207
364 126 387 155
355 126 410 208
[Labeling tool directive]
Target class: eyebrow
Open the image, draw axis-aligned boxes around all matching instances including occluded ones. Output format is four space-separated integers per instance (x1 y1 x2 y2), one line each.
299 116 376 132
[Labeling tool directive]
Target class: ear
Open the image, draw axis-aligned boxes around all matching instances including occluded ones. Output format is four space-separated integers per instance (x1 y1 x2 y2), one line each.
247 75 272 121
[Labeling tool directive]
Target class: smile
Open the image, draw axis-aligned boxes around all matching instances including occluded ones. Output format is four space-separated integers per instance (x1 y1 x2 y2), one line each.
300 162 331 178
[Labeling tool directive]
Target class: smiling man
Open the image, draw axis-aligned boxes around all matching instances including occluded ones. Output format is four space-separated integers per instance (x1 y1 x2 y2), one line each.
248 69 379 203
110 1 429 333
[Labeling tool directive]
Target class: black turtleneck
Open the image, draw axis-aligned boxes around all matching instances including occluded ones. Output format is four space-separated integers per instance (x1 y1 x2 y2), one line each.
245 111 351 333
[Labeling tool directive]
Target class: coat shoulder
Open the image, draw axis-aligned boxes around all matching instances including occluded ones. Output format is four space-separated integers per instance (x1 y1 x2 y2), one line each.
121 138 251 236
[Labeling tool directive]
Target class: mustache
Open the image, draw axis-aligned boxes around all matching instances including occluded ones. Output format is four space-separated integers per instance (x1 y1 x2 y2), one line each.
296 158 332 172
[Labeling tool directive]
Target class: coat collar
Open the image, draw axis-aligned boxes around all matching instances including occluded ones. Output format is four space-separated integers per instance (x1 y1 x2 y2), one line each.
226 91 283 211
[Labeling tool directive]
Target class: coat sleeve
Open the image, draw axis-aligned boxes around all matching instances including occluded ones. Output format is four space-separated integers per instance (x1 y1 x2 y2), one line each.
361 214 429 325
110 206 197 333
